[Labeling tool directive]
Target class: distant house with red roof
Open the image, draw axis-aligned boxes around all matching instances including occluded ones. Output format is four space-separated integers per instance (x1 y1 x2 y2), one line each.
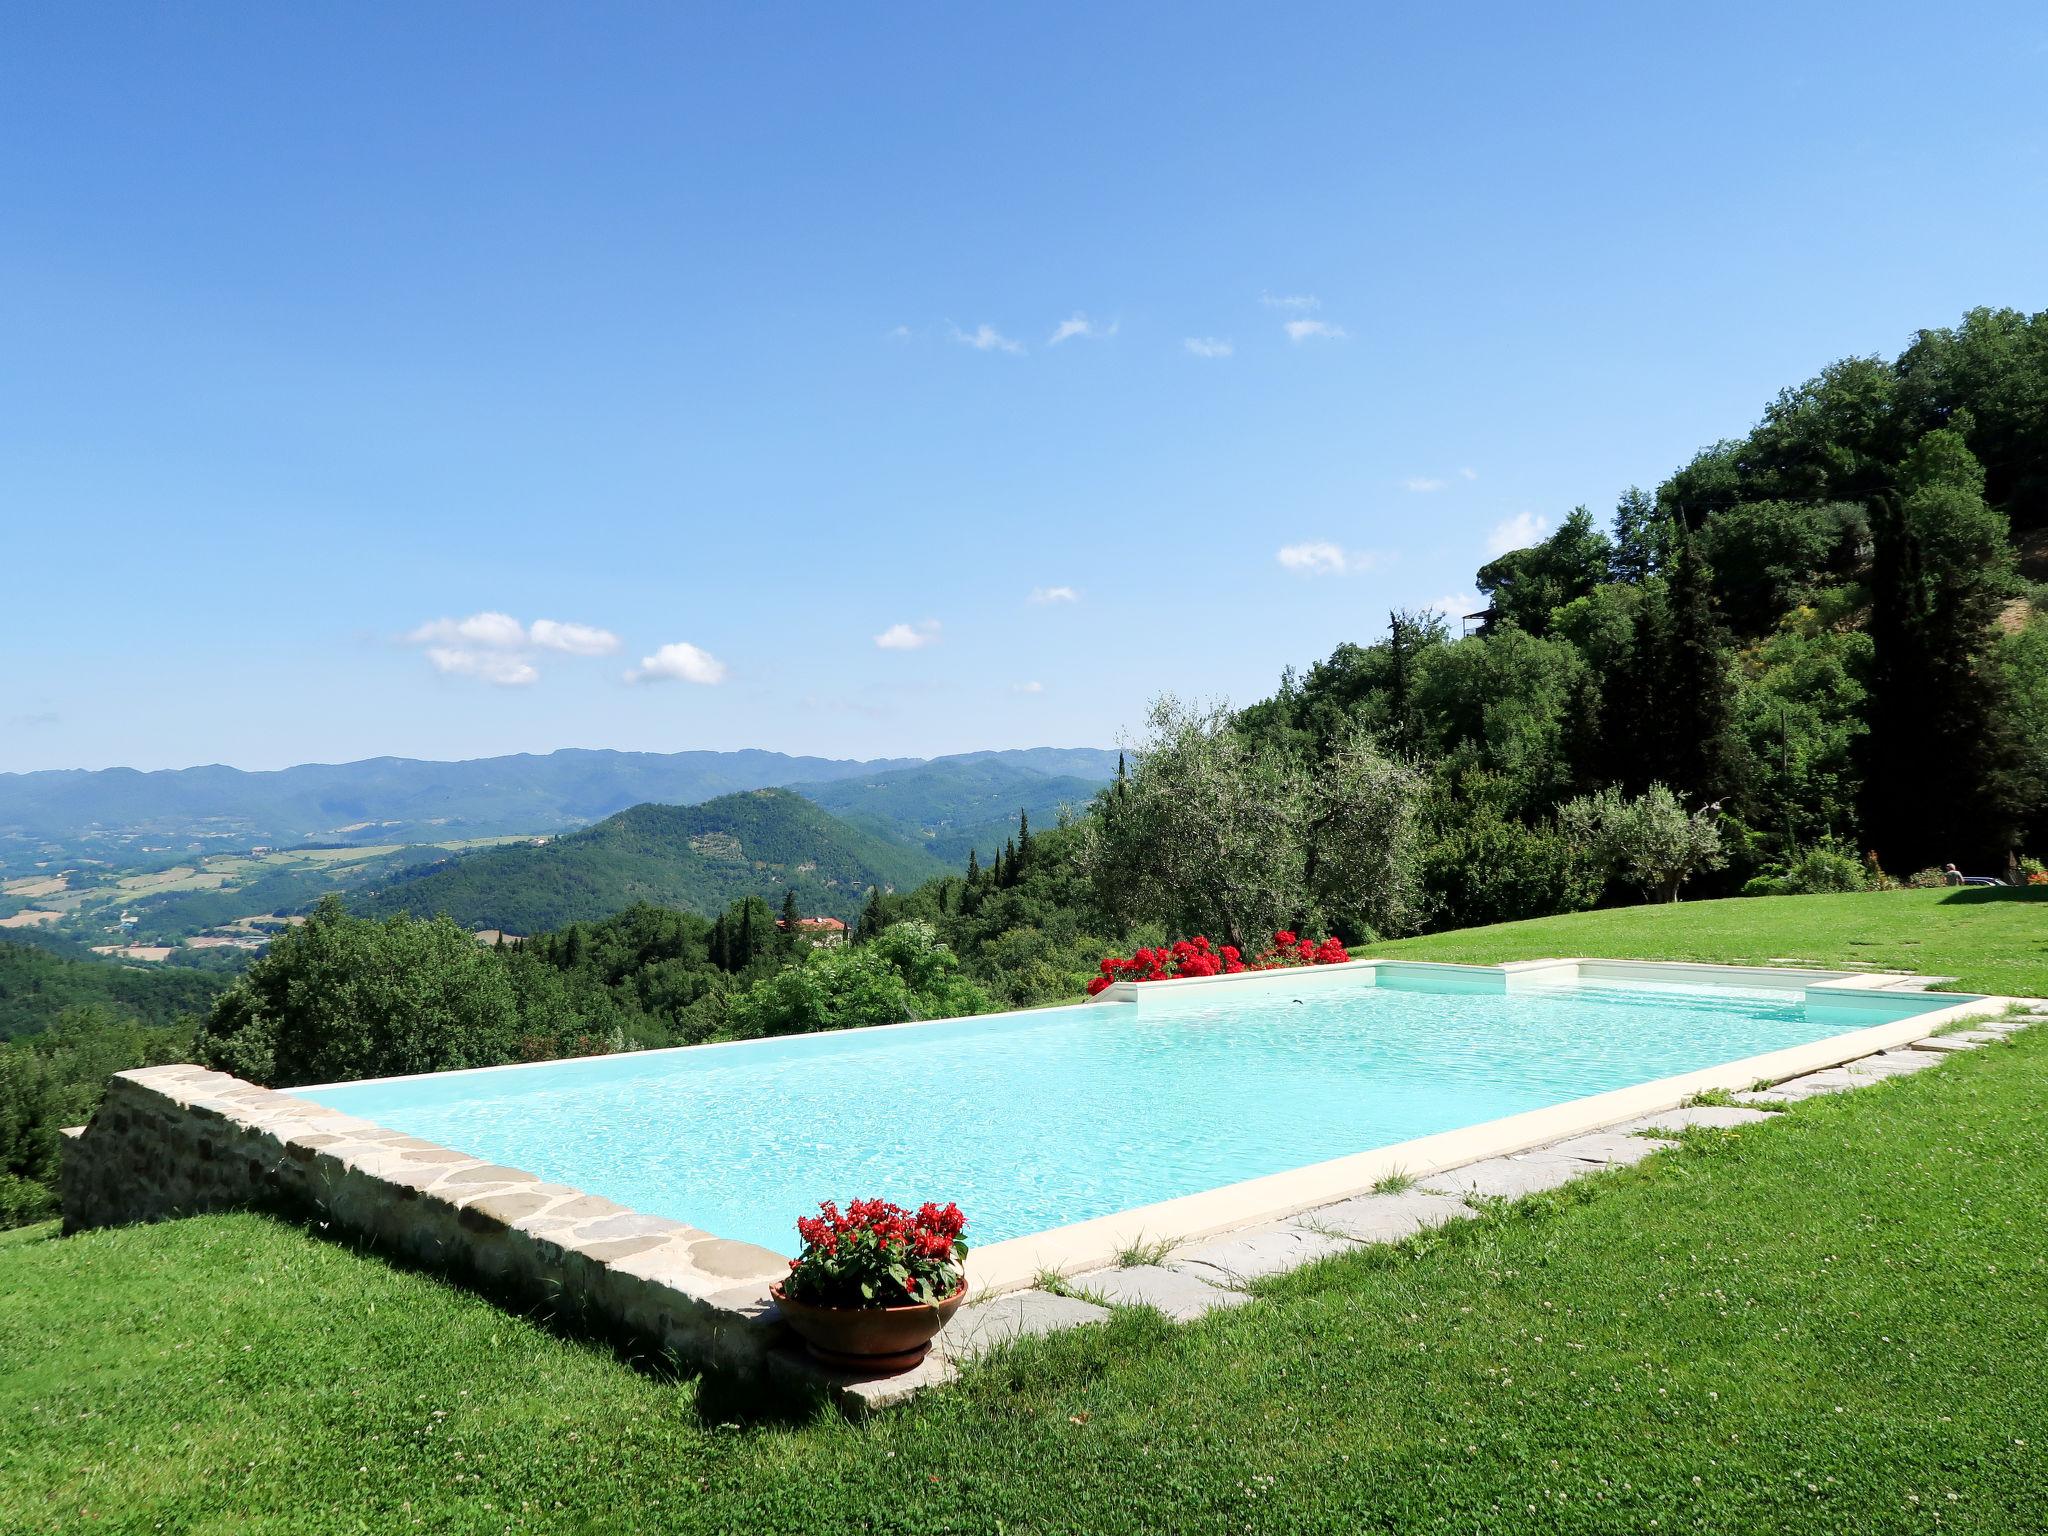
778 915 848 948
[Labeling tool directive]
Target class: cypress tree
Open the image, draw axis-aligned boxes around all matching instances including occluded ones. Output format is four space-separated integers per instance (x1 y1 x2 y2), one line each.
737 901 753 966
779 888 801 954
965 847 980 885
991 846 1005 888
1857 486 2021 870
709 913 729 972
1655 520 1741 805
1015 809 1032 874
1002 837 1018 887
858 886 885 943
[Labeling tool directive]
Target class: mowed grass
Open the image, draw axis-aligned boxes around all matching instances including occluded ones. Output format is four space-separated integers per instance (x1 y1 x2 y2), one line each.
3 1026 2044 1532
1373 886 2048 998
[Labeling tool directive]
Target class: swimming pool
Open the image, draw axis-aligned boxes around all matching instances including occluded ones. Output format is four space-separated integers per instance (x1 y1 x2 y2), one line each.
292 961 1976 1257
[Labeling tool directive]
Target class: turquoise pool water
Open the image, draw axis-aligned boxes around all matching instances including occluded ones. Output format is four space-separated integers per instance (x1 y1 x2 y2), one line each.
292 975 1962 1254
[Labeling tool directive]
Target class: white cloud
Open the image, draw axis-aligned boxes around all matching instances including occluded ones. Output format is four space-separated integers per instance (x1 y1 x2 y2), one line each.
424 648 539 687
886 324 913 340
1029 585 1079 605
1183 337 1233 358
407 611 528 649
1459 466 1479 480
1424 591 1484 620
1276 541 1380 576
1012 680 1046 694
626 641 728 685
1486 511 1551 555
1048 313 1116 345
874 619 941 650
950 323 1023 354
1403 476 1447 493
529 619 621 656
1284 318 1346 343
1260 292 1321 312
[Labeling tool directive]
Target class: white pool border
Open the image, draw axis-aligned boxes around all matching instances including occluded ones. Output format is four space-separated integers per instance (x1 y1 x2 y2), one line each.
285 955 2001 1294
971 962 2000 1290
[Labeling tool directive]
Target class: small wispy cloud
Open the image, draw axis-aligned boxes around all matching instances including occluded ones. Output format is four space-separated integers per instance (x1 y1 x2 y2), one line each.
1012 680 1046 694
1260 292 1321 312
1403 476 1447 493
874 619 942 650
425 648 539 687
405 611 620 685
1048 313 1116 345
950 323 1024 355
1276 541 1380 576
529 619 621 656
1459 467 1479 481
1486 511 1550 554
886 324 914 341
1284 318 1346 343
1029 585 1079 605
407 611 528 649
1425 590 1484 620
625 641 728 686
1183 337 1233 358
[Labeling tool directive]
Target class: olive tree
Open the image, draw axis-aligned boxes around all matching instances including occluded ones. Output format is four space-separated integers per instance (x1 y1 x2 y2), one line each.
1080 695 1422 947
1558 783 1725 902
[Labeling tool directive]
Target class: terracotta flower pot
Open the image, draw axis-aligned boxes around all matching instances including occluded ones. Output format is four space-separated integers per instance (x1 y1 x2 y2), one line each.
771 1280 967 1373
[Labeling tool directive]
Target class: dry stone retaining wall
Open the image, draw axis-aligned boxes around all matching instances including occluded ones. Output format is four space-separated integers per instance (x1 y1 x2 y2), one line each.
62 1065 791 1379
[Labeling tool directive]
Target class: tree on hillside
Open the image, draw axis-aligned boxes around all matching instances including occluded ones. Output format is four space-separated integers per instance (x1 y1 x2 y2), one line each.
779 889 801 955
195 898 531 1086
1476 508 1612 635
1081 696 1423 947
1559 784 1726 903
1857 439 2025 871
1610 487 1665 584
723 921 988 1039
1653 520 1744 806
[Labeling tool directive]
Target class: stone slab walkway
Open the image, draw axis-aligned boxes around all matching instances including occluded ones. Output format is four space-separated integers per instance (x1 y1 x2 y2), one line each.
792 1001 2039 1413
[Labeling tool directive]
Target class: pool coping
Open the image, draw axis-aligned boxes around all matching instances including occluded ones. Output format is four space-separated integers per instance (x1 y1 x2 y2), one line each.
969 964 1995 1291
59 955 2008 1407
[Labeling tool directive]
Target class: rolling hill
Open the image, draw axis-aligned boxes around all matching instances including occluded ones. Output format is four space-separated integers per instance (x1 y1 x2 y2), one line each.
0 746 1119 875
790 756 1109 865
354 790 950 933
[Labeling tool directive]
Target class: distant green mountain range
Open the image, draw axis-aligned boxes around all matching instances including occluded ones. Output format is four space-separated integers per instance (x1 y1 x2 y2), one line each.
355 789 955 933
790 758 1106 865
0 745 1118 875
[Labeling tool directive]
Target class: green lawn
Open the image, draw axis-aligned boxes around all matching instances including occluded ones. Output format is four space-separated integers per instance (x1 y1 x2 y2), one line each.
3 1007 2044 1529
1375 886 2048 998
5 892 2046 1532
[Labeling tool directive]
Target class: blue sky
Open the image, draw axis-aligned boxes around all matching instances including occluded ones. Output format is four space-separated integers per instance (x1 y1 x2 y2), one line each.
3 3 2044 773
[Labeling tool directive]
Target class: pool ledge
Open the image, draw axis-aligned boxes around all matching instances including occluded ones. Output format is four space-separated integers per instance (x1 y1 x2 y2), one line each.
969 980 1998 1293
59 1066 793 1379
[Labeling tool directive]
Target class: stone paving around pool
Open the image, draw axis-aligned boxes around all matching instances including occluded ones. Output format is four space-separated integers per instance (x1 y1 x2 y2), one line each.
802 1001 2046 1412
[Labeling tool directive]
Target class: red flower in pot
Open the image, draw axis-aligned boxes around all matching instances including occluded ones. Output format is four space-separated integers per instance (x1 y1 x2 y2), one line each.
771 1198 969 1373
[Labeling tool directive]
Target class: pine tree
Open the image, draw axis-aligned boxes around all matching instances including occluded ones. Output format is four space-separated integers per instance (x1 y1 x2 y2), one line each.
1610 486 1664 585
